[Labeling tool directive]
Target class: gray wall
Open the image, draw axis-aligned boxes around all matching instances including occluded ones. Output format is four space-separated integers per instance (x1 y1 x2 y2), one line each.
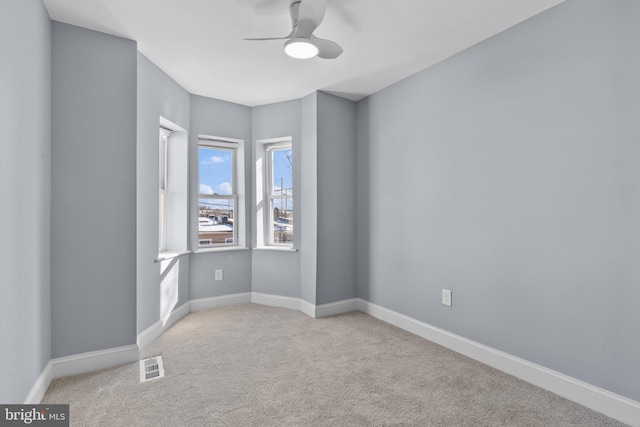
189 95 253 300
252 100 302 298
136 53 191 333
51 22 137 357
316 92 357 305
0 0 51 403
6 0 636 407
356 0 640 401
299 94 318 304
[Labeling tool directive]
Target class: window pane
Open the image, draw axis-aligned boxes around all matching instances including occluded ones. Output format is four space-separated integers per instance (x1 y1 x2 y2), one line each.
199 147 233 196
271 198 293 244
198 198 235 246
271 148 292 197
268 146 293 246
158 130 168 251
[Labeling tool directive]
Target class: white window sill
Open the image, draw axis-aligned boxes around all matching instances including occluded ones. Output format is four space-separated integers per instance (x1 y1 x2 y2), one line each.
194 246 250 254
155 251 191 262
253 246 298 252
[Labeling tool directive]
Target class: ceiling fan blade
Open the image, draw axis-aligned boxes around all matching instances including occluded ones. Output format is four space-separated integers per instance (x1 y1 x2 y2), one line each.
245 29 294 41
244 37 290 41
296 0 326 37
298 0 326 25
313 36 343 59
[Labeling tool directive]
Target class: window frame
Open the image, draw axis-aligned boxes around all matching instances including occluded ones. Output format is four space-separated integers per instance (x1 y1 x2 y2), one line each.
197 138 239 249
158 127 172 252
265 140 293 247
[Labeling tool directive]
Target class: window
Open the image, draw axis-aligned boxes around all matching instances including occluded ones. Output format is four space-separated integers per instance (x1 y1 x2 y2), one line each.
159 127 171 251
266 141 293 246
198 139 238 247
158 118 188 255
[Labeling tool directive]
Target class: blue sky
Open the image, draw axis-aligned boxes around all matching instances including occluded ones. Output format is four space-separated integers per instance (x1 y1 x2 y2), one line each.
198 146 292 203
199 146 233 196
271 149 293 194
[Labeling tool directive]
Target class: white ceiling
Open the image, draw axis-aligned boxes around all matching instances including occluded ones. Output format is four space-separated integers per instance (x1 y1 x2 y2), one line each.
43 0 564 107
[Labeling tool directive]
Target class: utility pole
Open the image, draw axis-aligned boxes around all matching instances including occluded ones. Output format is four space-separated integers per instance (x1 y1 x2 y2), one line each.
281 177 287 215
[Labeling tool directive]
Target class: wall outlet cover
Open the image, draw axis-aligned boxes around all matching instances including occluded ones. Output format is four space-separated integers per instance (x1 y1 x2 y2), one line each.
215 269 223 281
442 289 452 306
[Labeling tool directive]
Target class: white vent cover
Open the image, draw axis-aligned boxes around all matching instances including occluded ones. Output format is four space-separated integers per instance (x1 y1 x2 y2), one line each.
139 356 165 382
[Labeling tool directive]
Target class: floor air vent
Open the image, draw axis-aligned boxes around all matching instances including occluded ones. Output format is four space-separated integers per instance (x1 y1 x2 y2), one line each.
139 356 165 382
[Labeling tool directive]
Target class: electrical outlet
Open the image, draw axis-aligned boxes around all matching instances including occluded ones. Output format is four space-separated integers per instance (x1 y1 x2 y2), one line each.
215 269 223 281
442 289 452 306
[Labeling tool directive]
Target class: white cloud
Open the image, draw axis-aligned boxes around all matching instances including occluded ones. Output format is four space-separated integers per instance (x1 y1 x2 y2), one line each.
199 184 214 195
218 182 232 195
200 183 232 195
202 155 227 165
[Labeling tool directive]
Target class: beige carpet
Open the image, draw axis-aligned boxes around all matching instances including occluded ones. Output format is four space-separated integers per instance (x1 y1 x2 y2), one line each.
43 304 626 426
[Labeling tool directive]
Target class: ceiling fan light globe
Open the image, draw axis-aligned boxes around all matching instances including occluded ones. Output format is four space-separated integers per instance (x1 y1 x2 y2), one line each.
284 38 318 59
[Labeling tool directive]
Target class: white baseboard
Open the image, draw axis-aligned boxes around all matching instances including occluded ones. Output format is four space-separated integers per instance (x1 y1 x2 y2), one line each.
51 344 139 379
250 294 357 319
300 300 316 318
24 361 53 404
357 298 640 427
138 302 190 349
251 292 304 312
315 298 359 318
190 292 251 312
27 345 139 402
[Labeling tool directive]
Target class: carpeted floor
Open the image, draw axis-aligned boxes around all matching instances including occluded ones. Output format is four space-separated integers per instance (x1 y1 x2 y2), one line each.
42 304 627 426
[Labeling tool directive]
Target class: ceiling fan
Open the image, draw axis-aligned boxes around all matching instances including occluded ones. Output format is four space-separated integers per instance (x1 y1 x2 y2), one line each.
245 0 343 59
